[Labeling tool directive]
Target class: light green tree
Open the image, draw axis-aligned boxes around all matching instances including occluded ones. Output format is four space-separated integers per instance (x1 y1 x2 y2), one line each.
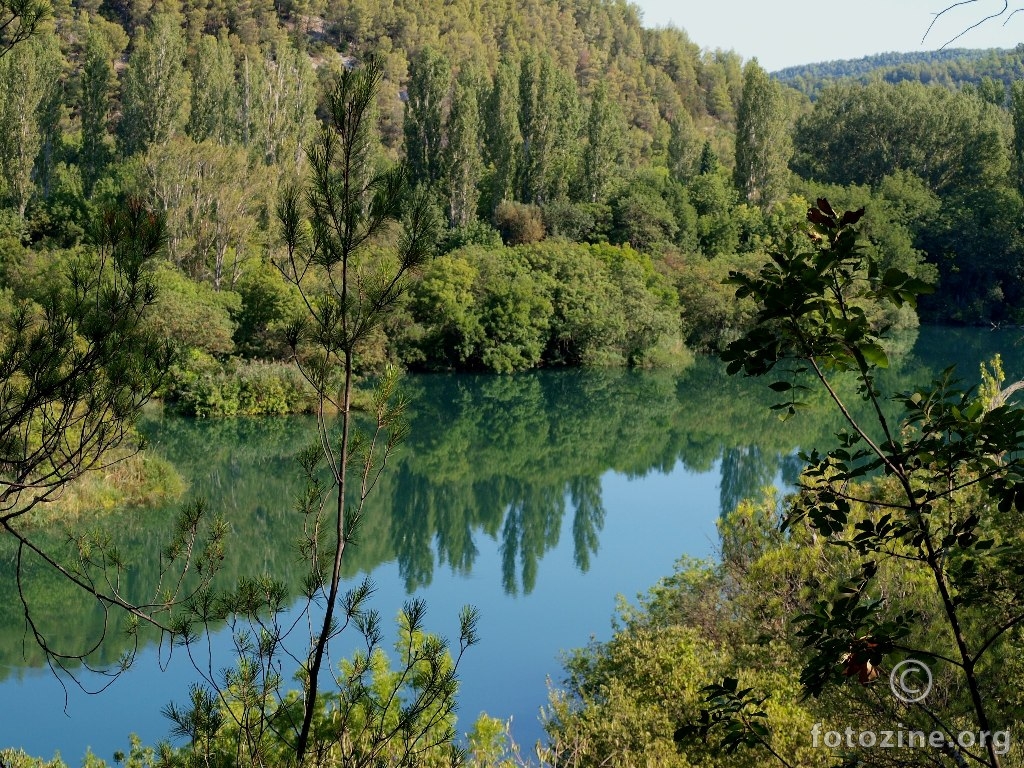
0 33 61 215
733 59 791 210
186 31 237 145
118 13 189 156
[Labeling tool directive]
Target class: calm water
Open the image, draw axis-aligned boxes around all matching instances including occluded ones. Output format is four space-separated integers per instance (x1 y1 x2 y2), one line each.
1 327 1022 761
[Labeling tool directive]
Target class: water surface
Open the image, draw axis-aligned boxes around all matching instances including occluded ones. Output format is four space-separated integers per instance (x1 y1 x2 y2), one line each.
1 327 1020 761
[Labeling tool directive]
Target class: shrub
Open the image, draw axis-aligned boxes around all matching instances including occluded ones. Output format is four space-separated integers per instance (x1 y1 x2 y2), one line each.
493 201 545 245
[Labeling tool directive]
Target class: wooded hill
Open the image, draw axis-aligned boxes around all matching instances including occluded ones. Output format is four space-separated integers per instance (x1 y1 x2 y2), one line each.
774 45 1024 100
4 0 1024 417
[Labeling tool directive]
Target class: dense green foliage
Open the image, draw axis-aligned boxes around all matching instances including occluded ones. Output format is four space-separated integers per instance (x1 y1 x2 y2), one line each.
7 0 1024 397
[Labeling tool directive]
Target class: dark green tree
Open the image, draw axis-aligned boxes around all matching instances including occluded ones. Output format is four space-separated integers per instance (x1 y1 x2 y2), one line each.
581 81 622 204
404 45 450 190
1011 80 1024 194
484 55 521 211
78 26 115 195
442 67 483 227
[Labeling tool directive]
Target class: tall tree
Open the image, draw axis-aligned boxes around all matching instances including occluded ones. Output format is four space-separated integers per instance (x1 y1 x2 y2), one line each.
667 110 698 183
118 13 189 157
0 34 60 215
78 26 115 195
484 55 521 211
186 30 237 145
518 52 581 204
580 80 622 204
271 55 477 762
404 45 449 189
142 136 259 288
733 59 791 210
258 37 316 166
442 67 483 227
1011 80 1024 195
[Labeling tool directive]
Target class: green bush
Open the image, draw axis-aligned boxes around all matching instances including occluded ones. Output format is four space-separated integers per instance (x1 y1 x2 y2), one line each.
168 353 315 417
146 263 240 356
405 241 683 371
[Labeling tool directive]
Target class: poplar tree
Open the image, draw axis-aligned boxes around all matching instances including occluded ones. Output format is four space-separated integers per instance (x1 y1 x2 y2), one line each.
519 52 581 204
404 45 449 189
79 26 115 195
0 34 60 215
187 31 237 145
485 56 521 211
259 38 316 166
668 110 698 183
733 59 792 210
118 13 189 157
581 80 622 204
442 68 483 227
1011 80 1024 195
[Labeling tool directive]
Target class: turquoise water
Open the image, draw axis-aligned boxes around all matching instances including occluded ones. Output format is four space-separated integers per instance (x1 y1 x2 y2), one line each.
2 326 1021 761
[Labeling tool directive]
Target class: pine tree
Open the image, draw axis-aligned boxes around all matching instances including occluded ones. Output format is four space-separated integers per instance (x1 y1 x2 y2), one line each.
404 45 450 189
118 13 189 156
698 139 720 176
0 0 49 57
442 68 483 227
733 59 791 210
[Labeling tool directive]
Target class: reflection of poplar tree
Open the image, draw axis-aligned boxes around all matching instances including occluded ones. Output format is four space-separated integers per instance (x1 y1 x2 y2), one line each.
570 475 605 571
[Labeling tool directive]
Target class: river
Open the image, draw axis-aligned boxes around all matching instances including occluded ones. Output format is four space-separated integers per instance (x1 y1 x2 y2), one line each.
1 326 1020 761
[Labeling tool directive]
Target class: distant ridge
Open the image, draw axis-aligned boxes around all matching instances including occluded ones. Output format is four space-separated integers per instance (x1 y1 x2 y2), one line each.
772 46 1024 99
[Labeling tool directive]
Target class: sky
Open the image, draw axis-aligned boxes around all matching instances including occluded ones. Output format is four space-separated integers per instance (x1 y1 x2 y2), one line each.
633 0 1024 71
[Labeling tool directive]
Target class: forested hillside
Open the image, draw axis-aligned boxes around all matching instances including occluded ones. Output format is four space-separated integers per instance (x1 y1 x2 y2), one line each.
774 46 1024 99
3 0 1024 418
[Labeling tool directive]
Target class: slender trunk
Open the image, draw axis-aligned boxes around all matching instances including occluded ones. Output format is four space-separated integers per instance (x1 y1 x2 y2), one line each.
296 349 353 761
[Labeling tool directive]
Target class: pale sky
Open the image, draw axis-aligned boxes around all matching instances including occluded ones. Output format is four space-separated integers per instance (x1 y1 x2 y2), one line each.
633 0 1024 71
